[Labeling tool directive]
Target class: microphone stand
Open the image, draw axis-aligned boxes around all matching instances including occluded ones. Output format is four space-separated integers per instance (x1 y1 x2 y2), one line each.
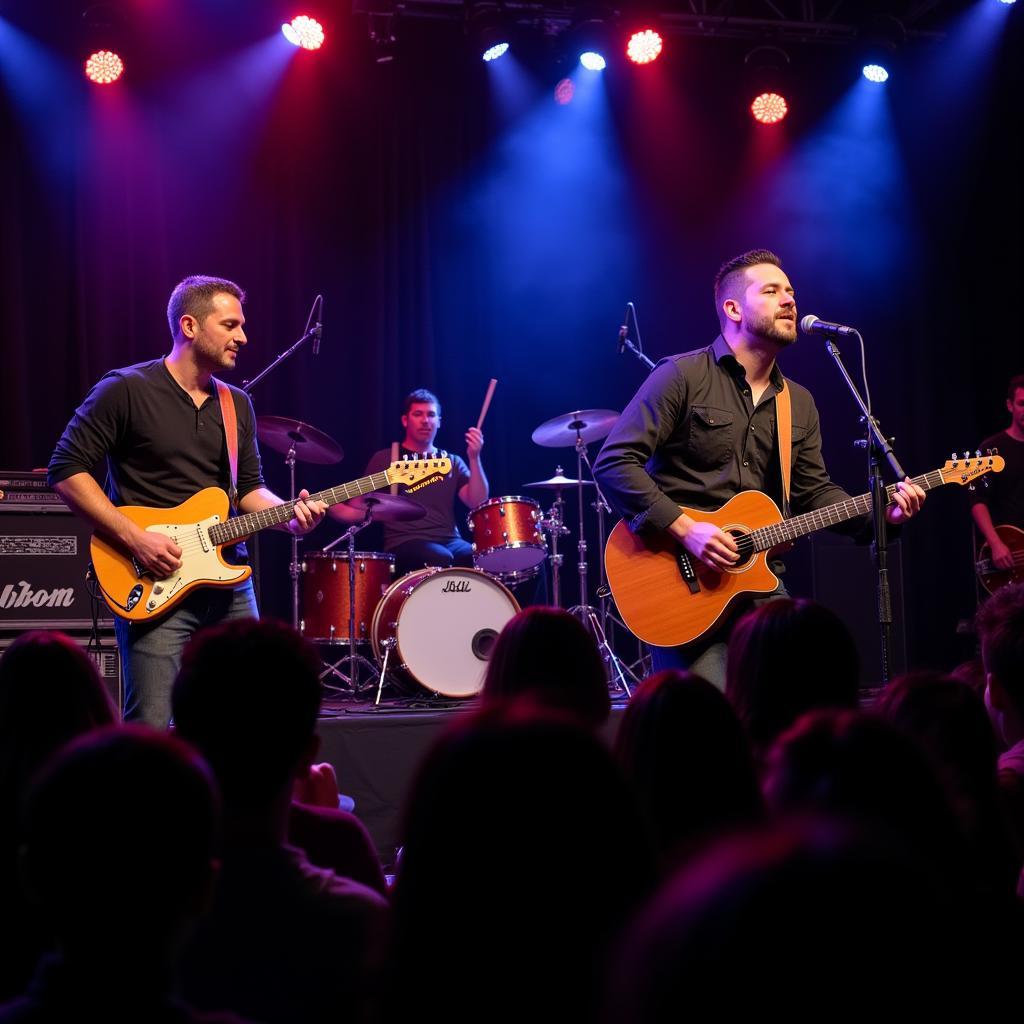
822 332 906 684
618 301 656 371
241 296 323 631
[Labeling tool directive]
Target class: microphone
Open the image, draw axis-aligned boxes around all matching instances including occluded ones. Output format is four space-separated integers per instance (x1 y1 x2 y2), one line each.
800 314 857 337
312 295 323 355
617 304 630 353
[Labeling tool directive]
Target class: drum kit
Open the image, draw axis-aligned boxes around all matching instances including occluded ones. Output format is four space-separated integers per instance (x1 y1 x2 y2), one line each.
256 406 646 704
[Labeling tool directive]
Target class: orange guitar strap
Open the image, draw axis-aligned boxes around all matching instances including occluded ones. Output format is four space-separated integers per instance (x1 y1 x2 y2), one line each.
215 379 239 511
776 378 792 518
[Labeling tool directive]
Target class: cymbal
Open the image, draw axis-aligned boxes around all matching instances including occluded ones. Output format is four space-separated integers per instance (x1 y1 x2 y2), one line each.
523 474 595 490
531 409 619 448
256 416 344 465
328 492 426 523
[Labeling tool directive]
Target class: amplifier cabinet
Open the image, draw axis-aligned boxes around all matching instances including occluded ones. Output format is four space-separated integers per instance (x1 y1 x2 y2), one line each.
0 506 113 630
0 628 122 717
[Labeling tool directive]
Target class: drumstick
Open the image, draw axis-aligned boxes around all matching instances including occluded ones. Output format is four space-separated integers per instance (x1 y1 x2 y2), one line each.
476 378 498 431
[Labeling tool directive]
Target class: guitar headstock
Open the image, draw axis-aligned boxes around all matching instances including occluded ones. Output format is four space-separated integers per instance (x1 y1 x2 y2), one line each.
387 452 453 488
938 449 1005 487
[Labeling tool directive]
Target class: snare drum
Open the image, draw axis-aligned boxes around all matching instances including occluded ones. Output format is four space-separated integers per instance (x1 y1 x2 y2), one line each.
371 566 520 698
467 496 547 575
300 552 395 644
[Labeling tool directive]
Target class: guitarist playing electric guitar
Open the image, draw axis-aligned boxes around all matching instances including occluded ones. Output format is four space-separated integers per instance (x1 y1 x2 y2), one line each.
49 275 329 728
593 250 925 689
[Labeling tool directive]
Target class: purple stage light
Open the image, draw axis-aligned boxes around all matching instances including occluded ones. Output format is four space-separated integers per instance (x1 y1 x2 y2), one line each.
554 78 575 105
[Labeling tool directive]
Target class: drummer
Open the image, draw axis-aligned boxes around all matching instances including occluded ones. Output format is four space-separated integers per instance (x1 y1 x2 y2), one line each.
335 389 487 578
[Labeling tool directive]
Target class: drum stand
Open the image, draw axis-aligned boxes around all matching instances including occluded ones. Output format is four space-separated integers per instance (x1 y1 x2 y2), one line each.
317 513 380 697
285 442 301 631
567 432 644 696
540 472 570 608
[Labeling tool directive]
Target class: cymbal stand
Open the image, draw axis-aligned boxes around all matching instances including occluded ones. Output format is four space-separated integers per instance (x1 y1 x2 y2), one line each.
286 442 300 631
317 512 380 696
541 466 570 607
569 428 638 692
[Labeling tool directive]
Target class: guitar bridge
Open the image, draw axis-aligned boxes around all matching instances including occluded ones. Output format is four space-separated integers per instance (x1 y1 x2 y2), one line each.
676 550 701 595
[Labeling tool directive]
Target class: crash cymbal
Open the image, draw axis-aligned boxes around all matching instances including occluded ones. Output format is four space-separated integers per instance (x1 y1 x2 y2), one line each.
328 492 426 523
523 474 595 490
256 416 344 465
531 409 619 448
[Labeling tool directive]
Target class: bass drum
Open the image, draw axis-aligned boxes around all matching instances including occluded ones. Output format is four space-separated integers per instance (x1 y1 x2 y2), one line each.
371 567 520 698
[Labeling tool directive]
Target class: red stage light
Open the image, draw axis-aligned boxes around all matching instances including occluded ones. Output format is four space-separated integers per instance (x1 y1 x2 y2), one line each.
554 78 575 105
626 29 663 65
282 15 325 51
84 50 124 85
751 92 788 125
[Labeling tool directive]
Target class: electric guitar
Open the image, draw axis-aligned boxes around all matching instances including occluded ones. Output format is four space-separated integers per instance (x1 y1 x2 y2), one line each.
90 456 452 622
605 452 1004 648
976 524 1024 595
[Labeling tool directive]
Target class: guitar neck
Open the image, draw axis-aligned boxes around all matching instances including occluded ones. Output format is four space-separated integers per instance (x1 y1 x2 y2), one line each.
209 471 392 545
750 469 946 551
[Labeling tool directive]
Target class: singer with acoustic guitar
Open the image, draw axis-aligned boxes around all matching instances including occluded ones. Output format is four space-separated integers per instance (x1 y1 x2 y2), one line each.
48 275 329 728
593 249 926 689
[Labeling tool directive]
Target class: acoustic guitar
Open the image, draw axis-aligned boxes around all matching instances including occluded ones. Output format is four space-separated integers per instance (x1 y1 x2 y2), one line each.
90 456 452 622
605 453 1004 648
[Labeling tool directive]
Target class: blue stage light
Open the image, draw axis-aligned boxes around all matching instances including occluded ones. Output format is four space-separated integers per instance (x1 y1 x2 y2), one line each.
862 64 889 83
580 51 606 72
482 42 509 62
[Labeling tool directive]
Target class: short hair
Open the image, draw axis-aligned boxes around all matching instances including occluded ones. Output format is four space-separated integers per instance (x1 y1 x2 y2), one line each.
975 582 1024 715
713 249 783 324
166 275 245 339
402 388 441 417
1007 374 1024 402
172 618 323 805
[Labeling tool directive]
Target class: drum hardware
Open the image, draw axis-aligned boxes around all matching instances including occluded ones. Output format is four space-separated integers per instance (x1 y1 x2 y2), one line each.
525 466 576 608
256 415 345 632
531 411 645 693
313 513 387 695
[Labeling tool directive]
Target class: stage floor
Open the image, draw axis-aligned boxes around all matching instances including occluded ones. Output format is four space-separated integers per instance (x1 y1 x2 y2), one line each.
316 698 626 869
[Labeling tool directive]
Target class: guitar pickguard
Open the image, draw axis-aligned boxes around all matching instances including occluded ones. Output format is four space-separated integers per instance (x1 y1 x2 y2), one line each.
140 515 246 615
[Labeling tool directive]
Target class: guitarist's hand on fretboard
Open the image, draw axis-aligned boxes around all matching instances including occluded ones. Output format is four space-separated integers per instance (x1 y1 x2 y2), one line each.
885 478 927 525
671 514 740 572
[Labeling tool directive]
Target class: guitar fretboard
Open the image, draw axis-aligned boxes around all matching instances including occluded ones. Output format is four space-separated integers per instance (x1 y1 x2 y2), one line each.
208 471 393 544
749 470 947 552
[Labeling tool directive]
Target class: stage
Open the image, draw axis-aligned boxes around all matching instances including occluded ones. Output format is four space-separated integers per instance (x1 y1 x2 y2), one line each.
316 698 627 868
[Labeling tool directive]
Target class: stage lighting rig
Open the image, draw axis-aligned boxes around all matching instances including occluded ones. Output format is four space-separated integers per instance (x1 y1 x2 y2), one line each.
626 28 663 66
858 13 904 84
80 3 127 85
465 2 511 63
744 45 790 125
282 15 326 50
566 5 615 72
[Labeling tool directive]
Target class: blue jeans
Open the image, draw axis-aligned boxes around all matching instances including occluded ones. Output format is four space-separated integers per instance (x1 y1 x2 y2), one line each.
649 582 788 691
114 580 258 729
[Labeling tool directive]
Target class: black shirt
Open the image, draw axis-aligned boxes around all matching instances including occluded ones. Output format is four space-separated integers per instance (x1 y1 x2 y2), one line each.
593 335 863 535
48 358 265 511
969 431 1024 530
364 446 471 549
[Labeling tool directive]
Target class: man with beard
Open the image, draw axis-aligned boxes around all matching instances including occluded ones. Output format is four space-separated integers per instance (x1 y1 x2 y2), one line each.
593 249 924 686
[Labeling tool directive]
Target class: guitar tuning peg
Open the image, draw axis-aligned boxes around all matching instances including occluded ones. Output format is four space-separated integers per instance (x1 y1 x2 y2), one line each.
963 451 970 460
975 450 981 459
950 452 957 463
992 446 1000 456
982 478 990 489
968 483 976 492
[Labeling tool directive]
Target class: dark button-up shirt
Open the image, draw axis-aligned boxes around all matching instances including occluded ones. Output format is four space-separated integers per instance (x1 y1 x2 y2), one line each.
48 358 265 511
593 336 863 535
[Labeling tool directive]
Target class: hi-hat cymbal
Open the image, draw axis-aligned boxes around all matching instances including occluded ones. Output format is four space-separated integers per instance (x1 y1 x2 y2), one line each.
328 492 426 523
531 409 619 448
256 416 344 465
523 474 595 490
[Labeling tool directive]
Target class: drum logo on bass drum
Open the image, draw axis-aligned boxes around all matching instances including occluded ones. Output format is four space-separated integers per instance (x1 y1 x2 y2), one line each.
441 580 472 593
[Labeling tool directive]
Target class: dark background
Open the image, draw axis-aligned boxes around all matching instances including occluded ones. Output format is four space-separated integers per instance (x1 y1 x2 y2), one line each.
1 0 1020 677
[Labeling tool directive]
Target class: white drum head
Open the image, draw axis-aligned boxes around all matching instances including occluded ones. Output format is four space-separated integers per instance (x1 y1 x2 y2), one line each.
397 568 519 698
